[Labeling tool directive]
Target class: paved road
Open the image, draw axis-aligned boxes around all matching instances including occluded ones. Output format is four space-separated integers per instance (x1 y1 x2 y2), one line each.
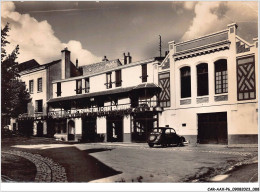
79 143 256 182
2 138 258 183
215 163 258 183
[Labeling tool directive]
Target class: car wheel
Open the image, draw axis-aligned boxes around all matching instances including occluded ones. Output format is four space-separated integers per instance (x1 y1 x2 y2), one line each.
148 143 154 147
178 137 185 147
162 143 167 147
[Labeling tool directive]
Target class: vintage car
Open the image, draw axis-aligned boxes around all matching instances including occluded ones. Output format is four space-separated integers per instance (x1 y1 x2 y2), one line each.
147 127 187 147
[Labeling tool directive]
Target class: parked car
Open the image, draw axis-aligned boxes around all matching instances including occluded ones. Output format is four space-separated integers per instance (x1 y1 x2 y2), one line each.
147 127 187 147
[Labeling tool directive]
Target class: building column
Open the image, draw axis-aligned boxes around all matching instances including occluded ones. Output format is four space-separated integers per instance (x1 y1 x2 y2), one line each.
97 116 107 142
43 121 47 135
33 122 37 136
190 64 197 103
75 118 82 141
123 115 131 142
208 61 215 103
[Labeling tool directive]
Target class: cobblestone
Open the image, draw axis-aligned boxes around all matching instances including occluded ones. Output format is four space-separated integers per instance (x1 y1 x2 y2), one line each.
79 143 253 157
2 150 67 182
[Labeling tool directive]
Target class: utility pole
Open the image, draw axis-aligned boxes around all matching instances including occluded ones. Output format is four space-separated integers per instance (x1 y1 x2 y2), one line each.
159 35 162 57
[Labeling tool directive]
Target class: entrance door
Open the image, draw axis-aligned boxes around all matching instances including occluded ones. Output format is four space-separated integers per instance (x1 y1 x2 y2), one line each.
68 120 75 141
13 123 17 131
82 117 97 142
198 112 227 144
131 112 158 142
37 122 44 137
107 116 123 142
18 120 34 136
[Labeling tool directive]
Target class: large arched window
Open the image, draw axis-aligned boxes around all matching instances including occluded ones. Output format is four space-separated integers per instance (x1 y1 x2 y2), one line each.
214 59 228 94
197 63 208 96
180 66 191 98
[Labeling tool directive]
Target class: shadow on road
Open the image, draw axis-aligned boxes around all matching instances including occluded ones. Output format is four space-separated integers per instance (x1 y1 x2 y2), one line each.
17 146 121 182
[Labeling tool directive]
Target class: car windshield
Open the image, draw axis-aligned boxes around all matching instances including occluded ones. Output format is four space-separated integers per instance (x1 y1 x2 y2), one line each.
152 129 162 133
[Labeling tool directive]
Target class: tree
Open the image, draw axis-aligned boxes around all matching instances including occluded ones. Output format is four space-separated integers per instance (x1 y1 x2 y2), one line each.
1 23 31 129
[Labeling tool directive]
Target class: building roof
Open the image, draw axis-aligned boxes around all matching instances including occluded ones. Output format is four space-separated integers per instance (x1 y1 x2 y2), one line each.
19 59 61 75
81 59 122 76
18 59 40 72
53 57 163 83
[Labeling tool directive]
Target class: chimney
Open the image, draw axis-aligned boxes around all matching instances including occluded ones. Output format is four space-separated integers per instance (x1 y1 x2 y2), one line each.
102 56 108 61
127 52 132 64
123 53 127 64
76 58 78 68
61 47 71 79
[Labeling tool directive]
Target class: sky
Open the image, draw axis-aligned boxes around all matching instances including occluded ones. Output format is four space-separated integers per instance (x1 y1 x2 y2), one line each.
1 1 258 66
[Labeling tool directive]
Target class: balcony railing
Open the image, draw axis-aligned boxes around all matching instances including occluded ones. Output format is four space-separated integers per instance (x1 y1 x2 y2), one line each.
48 100 162 118
18 113 46 120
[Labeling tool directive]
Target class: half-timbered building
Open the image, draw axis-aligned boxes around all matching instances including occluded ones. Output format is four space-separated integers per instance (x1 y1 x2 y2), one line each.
159 23 258 145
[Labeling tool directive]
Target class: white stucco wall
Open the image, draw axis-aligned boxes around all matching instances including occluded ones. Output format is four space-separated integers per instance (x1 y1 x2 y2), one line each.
97 117 106 134
20 69 47 115
52 60 160 99
123 116 131 134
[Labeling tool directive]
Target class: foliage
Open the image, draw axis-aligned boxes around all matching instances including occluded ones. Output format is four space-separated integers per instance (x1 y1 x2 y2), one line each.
1 23 31 123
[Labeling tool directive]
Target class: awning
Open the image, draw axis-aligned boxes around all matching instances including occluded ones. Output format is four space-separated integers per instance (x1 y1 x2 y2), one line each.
48 83 161 105
131 83 161 98
48 86 134 104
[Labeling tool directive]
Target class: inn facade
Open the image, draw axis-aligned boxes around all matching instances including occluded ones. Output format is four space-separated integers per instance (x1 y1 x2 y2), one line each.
47 51 164 142
15 23 258 145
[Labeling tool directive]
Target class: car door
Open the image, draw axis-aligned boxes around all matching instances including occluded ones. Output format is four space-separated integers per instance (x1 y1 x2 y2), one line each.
172 129 179 144
165 129 173 144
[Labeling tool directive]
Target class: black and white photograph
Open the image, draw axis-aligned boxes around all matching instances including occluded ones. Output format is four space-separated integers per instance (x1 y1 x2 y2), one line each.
1 1 259 191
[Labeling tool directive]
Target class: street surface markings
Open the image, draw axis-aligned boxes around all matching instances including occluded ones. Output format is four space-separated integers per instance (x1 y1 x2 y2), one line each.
2 150 67 182
209 174 230 182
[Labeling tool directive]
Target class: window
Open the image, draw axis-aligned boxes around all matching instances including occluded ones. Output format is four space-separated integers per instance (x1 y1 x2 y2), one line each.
215 59 228 94
35 100 43 112
57 82 61 97
115 70 122 87
180 67 191 98
141 64 148 82
85 78 90 93
237 55 256 100
76 79 82 94
159 72 170 107
29 80 34 94
197 63 209 96
37 78 42 92
106 72 112 89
